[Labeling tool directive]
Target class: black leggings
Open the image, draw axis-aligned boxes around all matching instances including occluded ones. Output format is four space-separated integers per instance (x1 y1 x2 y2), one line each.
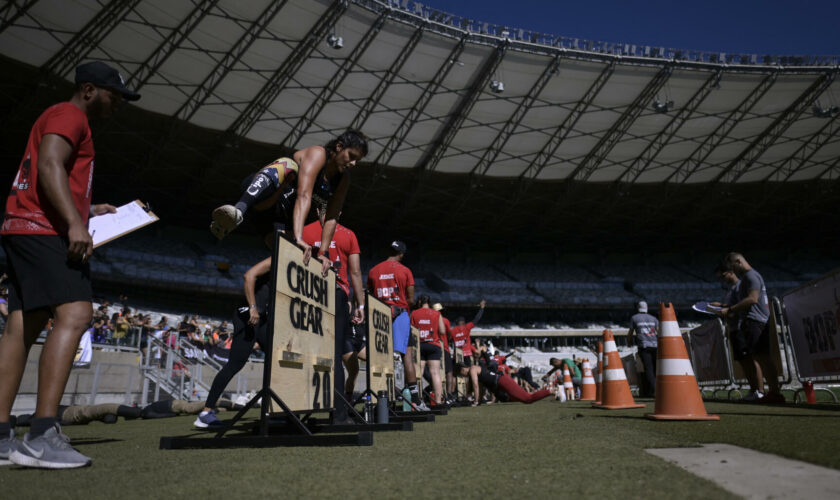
205 309 267 409
639 347 657 397
514 366 540 390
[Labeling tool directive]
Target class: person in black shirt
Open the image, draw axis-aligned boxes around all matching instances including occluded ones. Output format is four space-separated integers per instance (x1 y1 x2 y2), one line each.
193 257 271 428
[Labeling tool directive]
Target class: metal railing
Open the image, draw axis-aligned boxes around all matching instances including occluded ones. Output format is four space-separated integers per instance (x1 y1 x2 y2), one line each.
141 336 211 405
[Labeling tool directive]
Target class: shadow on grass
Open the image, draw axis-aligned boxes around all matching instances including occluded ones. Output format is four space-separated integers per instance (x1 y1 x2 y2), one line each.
71 438 123 445
705 399 840 412
712 411 840 418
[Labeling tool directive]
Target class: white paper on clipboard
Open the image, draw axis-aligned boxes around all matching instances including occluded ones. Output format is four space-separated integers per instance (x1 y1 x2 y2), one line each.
89 200 159 248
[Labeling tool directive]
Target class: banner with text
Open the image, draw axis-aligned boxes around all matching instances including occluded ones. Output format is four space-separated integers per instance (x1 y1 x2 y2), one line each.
783 269 840 381
270 237 336 411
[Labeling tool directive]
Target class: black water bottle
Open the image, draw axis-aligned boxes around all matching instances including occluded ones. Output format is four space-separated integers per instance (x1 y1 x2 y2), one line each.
376 390 389 424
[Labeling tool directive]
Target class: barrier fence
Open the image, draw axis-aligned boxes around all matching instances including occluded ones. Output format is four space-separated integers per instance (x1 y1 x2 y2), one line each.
781 268 840 403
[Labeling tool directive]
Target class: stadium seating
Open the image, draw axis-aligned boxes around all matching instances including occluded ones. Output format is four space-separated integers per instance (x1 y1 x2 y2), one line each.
8 226 827 312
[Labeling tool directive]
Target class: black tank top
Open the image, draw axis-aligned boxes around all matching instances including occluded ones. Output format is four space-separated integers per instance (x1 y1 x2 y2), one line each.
274 159 342 228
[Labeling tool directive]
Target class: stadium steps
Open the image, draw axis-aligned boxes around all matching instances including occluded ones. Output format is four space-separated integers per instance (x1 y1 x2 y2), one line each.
489 263 550 303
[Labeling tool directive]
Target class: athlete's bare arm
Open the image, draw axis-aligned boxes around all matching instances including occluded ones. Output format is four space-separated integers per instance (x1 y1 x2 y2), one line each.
291 145 327 267
319 174 350 264
243 258 271 326
349 253 364 323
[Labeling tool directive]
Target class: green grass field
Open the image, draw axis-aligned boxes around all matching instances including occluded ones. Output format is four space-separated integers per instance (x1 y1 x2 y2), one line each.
2 399 839 499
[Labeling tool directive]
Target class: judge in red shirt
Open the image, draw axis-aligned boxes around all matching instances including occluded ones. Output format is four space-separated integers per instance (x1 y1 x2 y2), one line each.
367 241 424 409
433 302 455 399
450 299 486 405
410 295 446 406
302 208 364 422
0 61 139 469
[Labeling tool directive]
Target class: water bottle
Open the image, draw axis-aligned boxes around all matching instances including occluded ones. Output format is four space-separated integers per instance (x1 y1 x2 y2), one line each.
376 390 389 424
363 395 374 423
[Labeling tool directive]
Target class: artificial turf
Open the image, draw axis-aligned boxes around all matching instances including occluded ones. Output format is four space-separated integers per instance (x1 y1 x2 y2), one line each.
2 399 838 499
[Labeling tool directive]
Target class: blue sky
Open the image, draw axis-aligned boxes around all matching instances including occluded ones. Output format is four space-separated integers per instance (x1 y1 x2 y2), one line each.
422 1 840 55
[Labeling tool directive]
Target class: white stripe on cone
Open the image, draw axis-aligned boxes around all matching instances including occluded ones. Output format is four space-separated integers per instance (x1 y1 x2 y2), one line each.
604 340 617 351
583 376 595 384
657 357 696 377
603 368 627 381
660 320 682 338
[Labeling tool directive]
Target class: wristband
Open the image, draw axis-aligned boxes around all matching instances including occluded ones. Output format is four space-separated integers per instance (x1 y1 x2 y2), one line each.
249 304 257 309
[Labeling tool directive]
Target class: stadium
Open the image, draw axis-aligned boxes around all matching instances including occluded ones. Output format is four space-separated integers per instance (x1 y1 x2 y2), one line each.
0 0 839 497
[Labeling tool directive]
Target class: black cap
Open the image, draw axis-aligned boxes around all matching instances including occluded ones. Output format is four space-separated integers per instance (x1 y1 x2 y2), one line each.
390 240 407 254
75 61 141 101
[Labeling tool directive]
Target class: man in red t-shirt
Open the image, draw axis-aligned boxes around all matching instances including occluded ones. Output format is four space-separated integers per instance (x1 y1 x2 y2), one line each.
410 295 446 405
302 208 364 422
432 302 455 399
367 241 425 409
450 299 486 404
0 61 139 469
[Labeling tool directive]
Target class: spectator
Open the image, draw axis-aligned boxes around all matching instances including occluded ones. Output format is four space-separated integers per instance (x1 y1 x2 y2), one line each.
111 312 129 346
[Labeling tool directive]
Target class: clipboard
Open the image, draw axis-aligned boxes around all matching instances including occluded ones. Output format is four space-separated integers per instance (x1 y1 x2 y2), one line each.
89 200 159 248
691 301 722 316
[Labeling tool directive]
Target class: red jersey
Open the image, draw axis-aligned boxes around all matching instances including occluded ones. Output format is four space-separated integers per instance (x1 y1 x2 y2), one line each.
451 322 475 356
410 307 441 344
2 102 94 236
440 316 452 351
302 221 360 296
367 260 414 310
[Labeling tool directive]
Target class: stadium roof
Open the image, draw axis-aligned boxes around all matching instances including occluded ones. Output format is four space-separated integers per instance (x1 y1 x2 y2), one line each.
1 0 839 252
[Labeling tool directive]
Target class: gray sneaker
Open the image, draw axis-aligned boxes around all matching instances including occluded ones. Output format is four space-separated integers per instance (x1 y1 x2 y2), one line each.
0 429 21 466
10 424 91 469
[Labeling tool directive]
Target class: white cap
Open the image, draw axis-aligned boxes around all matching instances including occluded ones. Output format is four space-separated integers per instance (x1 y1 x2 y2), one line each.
638 301 648 313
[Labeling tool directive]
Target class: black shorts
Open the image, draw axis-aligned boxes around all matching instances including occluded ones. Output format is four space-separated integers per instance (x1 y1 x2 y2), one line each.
2 234 92 312
729 328 749 361
741 318 771 356
335 288 352 355
444 349 453 373
420 342 442 361
345 322 366 355
461 355 473 368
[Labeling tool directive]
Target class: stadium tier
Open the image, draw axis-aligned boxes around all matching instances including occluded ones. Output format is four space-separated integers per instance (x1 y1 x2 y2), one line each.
24 225 830 313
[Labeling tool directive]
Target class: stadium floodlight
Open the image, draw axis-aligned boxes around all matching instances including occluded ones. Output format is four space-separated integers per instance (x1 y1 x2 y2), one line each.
652 98 674 113
327 34 343 49
490 80 504 93
813 102 839 118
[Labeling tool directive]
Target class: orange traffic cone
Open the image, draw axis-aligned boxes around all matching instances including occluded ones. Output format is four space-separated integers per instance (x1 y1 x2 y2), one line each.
562 367 574 400
593 329 645 409
647 303 719 420
594 340 603 405
580 359 596 401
